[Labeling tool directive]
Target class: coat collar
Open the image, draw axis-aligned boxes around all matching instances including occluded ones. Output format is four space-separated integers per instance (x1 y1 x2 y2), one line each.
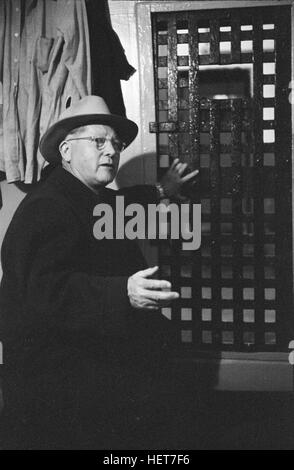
45 165 115 216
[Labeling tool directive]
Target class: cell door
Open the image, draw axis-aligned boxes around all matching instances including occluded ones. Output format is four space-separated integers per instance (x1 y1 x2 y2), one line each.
151 5 293 352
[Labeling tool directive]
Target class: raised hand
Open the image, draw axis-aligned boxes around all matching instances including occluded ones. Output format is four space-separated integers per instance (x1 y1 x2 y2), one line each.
159 158 199 201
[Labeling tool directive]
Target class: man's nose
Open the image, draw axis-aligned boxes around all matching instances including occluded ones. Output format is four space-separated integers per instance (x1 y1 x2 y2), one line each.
104 139 116 157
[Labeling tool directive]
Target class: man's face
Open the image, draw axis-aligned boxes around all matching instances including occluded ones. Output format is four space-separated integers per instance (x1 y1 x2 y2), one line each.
62 124 122 191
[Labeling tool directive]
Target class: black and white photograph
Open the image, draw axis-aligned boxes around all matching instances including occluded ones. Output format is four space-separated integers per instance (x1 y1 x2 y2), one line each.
0 0 294 452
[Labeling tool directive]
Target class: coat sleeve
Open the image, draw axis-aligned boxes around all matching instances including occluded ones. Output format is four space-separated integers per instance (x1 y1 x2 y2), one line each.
118 184 159 207
1 197 131 339
61 0 92 96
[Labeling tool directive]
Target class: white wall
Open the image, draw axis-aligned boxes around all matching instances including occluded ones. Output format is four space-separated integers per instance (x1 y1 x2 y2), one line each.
109 0 157 188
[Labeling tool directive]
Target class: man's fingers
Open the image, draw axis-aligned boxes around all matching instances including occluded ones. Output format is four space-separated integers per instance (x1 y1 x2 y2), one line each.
177 162 188 175
171 158 179 169
141 279 171 290
144 290 179 301
145 305 160 311
138 266 159 278
181 169 199 182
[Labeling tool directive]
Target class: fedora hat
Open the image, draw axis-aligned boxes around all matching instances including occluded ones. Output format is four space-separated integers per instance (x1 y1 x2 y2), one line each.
39 95 138 163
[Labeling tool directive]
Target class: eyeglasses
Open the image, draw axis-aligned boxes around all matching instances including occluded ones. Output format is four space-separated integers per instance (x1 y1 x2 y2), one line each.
65 136 126 152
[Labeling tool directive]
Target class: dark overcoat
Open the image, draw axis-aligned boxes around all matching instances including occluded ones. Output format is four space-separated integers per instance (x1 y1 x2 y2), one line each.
0 167 173 449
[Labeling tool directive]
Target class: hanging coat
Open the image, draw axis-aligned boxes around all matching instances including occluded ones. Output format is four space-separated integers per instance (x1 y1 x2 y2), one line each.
0 0 92 184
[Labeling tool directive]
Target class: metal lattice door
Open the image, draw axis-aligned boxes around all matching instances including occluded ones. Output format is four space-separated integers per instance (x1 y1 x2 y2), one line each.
151 5 293 352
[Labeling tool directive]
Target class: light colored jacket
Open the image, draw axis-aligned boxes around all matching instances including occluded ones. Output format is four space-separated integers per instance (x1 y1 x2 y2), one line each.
0 0 92 183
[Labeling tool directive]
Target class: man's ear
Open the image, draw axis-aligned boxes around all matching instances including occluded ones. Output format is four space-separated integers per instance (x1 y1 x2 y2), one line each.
59 140 71 162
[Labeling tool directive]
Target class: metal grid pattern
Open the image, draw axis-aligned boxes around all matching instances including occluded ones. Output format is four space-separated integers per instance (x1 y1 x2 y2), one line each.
150 5 293 352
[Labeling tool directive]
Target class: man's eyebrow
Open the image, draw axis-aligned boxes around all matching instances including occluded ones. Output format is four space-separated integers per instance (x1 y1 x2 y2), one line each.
96 133 121 140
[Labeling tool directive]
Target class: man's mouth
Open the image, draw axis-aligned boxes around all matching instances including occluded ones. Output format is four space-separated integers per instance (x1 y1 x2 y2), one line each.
100 163 114 169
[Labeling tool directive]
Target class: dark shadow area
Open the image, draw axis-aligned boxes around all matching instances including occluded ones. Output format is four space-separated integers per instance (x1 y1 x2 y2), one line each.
1 384 294 449
199 67 252 99
115 152 155 189
14 180 39 194
160 388 294 450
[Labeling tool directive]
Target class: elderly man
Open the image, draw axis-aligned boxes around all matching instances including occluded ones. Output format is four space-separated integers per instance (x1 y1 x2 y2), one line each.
0 96 197 449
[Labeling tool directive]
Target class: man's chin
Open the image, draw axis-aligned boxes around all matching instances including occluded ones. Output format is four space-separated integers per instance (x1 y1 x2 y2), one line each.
95 171 116 186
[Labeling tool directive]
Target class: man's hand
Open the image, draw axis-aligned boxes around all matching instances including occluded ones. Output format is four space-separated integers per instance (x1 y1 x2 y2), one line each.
159 158 199 201
127 266 179 311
